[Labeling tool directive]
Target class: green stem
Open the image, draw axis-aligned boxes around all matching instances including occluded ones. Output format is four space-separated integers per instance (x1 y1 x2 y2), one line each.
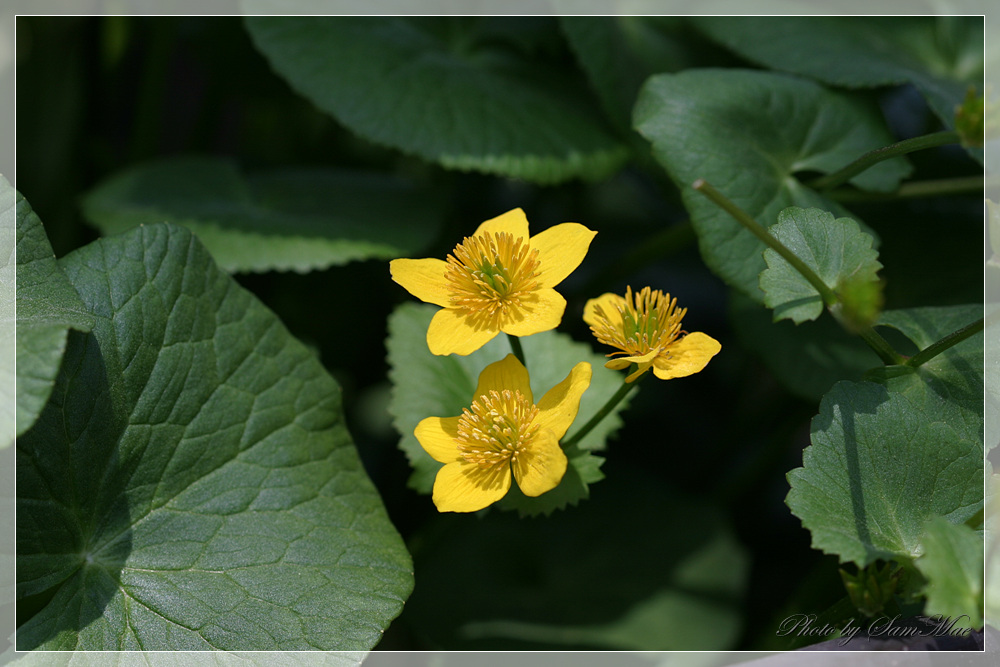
507 333 526 367
905 318 983 368
692 179 838 307
563 372 641 448
826 175 985 202
692 179 903 366
807 130 961 192
854 326 905 366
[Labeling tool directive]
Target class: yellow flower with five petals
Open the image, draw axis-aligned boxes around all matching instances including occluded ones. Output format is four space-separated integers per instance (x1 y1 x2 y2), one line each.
414 354 592 513
584 286 721 383
390 208 596 356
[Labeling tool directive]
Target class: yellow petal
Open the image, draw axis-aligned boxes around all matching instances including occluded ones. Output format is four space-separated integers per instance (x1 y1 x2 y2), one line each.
426 307 499 356
535 361 592 440
530 222 597 288
432 461 511 512
583 292 625 328
473 354 533 404
605 358 632 370
652 332 722 380
389 258 451 307
473 208 530 241
414 416 462 464
512 430 568 497
500 288 566 337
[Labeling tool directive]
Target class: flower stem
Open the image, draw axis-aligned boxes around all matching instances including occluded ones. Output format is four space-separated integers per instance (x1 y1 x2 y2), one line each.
905 318 983 368
691 179 838 307
826 175 985 203
507 333 526 367
692 178 903 366
563 372 641 448
807 130 961 192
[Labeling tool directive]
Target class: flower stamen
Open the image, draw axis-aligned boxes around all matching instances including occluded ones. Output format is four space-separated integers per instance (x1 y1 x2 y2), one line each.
445 232 540 325
455 389 539 470
591 286 687 358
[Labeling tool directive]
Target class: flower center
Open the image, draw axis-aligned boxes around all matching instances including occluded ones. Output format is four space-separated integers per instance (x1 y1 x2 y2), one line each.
445 232 540 321
455 389 539 469
592 286 687 357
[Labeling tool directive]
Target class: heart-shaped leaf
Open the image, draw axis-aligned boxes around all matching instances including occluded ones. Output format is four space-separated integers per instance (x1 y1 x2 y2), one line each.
634 68 909 301
17 222 412 650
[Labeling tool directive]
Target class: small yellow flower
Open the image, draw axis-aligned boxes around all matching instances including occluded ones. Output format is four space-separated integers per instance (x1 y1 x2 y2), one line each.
390 208 596 356
584 286 721 383
414 354 592 513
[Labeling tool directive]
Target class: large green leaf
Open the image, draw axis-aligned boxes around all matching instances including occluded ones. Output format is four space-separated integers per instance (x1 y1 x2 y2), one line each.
16 223 412 650
403 468 748 650
14 190 94 440
80 156 444 274
786 305 983 567
691 17 984 135
915 516 983 627
633 68 909 301
759 207 882 324
386 302 631 516
244 17 628 184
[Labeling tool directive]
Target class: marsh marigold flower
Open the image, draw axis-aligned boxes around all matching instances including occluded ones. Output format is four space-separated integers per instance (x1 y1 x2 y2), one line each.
415 354 592 513
584 286 721 383
390 208 596 356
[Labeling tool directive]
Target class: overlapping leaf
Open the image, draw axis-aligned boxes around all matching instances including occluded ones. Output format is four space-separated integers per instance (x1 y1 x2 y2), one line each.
691 17 984 138
386 302 632 516
244 17 628 184
81 156 445 273
17 222 412 650
786 305 983 567
14 189 94 440
759 207 882 324
634 68 909 301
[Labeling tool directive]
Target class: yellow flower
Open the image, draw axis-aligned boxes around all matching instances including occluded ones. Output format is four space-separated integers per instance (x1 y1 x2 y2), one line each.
584 286 721 383
414 354 592 513
390 208 596 356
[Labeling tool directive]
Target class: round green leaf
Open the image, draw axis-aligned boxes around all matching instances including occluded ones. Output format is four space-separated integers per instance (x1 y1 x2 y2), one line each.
759 207 882 324
633 68 909 301
81 156 445 274
244 17 628 184
16 224 412 650
786 305 983 567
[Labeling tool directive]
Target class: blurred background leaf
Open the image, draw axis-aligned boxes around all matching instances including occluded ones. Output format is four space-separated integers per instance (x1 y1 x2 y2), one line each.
245 17 629 185
81 156 447 273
